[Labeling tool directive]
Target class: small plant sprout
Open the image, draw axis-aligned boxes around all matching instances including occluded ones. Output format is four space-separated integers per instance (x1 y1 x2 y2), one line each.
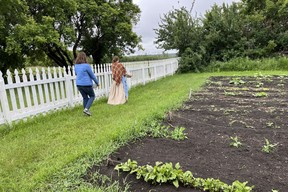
262 138 278 153
255 81 264 88
277 83 284 87
170 127 188 141
148 121 169 138
272 189 279 192
224 91 237 96
253 92 268 97
230 136 242 148
266 122 274 128
229 77 246 85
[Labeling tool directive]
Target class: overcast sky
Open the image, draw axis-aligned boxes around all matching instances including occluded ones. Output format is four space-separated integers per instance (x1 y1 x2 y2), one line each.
132 0 240 55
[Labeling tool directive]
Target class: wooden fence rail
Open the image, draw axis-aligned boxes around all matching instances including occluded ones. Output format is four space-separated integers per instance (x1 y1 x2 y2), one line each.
0 58 179 125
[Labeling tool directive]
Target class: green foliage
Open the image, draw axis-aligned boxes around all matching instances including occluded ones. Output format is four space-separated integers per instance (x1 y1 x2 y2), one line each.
206 57 288 72
155 6 201 56
170 127 188 141
224 91 237 96
262 138 278 153
146 120 170 138
230 136 243 148
177 47 207 73
155 1 288 73
253 92 268 97
146 121 188 141
0 0 141 70
115 159 254 191
81 0 141 63
0 0 26 74
229 77 246 85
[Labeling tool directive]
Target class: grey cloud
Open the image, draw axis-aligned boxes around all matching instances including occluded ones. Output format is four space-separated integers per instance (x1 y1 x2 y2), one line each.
132 0 240 55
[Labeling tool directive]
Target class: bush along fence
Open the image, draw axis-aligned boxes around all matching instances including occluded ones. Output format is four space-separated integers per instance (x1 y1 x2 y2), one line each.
0 58 179 125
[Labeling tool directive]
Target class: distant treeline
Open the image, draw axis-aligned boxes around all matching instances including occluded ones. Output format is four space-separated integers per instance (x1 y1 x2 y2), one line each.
121 53 177 62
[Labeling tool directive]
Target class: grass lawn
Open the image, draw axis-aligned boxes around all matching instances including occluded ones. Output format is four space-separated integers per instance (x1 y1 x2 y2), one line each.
0 71 287 191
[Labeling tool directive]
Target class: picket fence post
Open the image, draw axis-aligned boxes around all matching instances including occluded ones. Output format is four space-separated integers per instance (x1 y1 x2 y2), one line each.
104 71 109 97
0 79 11 124
142 68 146 85
64 67 74 107
163 64 166 78
154 65 157 81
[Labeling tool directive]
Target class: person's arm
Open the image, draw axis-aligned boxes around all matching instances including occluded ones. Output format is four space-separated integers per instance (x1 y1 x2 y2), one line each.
121 64 132 78
87 65 99 86
126 72 132 78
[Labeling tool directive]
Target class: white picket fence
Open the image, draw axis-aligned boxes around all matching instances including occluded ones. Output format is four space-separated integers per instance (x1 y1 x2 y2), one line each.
0 58 179 125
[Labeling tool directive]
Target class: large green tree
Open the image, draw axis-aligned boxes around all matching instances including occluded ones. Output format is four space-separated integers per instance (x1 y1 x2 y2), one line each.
0 0 27 75
242 0 288 52
80 0 141 64
155 0 288 73
154 6 199 56
1 0 141 73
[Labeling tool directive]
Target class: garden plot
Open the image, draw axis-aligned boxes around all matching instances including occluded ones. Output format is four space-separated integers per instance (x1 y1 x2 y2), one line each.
85 75 288 192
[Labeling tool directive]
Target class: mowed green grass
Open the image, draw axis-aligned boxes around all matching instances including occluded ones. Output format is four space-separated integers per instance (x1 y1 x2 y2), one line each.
0 71 287 191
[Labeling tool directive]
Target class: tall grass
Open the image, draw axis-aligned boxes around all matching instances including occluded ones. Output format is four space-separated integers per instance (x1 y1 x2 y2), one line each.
206 57 288 72
0 71 287 191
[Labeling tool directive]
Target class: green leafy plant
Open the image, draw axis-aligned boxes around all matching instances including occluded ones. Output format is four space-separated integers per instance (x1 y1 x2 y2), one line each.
230 136 242 148
230 180 254 191
253 92 268 97
224 91 237 96
115 160 254 191
262 138 278 153
255 81 264 88
277 83 284 87
229 77 246 85
266 122 274 128
147 120 169 138
223 109 236 115
170 127 188 141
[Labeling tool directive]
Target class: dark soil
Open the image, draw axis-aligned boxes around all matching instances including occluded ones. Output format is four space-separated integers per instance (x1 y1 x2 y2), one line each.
84 75 288 192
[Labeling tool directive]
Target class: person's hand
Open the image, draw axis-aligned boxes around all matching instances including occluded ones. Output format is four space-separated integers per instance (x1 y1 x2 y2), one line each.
126 73 132 78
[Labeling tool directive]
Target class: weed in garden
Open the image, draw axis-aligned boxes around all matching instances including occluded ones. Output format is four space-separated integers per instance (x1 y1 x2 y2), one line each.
229 77 246 85
262 138 278 153
213 81 223 86
229 120 250 128
170 127 188 141
224 91 237 96
147 120 169 138
253 92 268 97
261 88 270 91
230 136 242 148
277 83 284 87
255 81 264 88
223 109 236 115
266 122 274 128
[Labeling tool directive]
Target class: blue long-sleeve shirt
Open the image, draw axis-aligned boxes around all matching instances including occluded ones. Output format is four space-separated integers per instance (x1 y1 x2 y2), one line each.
74 63 99 86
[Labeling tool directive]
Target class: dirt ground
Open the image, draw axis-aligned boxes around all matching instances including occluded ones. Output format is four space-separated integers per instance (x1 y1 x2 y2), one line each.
85 75 288 192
